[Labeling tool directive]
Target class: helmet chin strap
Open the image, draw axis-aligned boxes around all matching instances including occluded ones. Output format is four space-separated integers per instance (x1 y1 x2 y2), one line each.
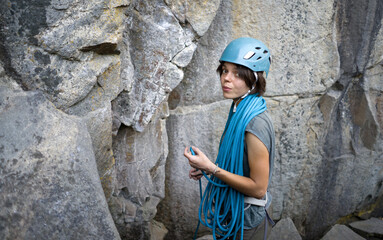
233 72 258 112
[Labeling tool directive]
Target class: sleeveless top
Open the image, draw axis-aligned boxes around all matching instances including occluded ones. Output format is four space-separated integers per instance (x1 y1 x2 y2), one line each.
242 111 275 229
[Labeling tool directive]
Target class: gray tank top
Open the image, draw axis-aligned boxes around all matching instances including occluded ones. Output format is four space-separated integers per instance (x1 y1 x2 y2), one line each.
242 111 275 229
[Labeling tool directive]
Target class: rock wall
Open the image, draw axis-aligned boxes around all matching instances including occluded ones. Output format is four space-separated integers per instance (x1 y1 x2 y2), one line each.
0 0 382 239
0 89 121 240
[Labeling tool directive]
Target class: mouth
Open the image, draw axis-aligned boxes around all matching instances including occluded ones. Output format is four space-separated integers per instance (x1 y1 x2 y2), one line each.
222 86 231 92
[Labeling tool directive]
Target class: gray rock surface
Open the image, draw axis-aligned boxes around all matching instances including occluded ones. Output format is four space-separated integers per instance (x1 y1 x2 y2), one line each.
196 235 214 240
111 102 169 239
157 99 232 239
0 0 382 239
0 89 120 240
321 224 365 240
349 218 383 238
268 218 302 240
112 0 196 132
82 104 116 202
164 0 221 36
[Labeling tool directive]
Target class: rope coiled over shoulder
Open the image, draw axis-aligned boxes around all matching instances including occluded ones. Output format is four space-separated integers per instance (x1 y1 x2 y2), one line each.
196 94 267 240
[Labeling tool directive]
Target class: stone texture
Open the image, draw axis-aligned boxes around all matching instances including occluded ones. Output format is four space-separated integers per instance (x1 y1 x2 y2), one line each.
149 220 168 240
112 0 197 132
1 0 383 239
320 224 365 240
0 62 21 91
268 218 302 240
156 99 232 239
265 95 325 221
82 104 116 202
196 235 214 240
159 0 383 239
349 218 383 238
168 0 233 109
0 0 127 109
67 60 124 116
0 89 120 240
231 0 339 96
304 1 383 238
111 102 169 239
171 42 198 68
164 0 221 36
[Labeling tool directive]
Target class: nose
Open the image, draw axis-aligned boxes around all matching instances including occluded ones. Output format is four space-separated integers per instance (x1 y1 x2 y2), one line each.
223 71 233 82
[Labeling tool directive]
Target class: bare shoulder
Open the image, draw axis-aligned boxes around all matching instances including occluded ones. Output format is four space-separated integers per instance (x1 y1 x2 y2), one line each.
245 132 268 155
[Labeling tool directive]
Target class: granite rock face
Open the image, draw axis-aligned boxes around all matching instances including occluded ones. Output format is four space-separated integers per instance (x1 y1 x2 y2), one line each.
349 218 383 238
156 100 232 239
0 89 120 240
0 0 382 239
111 103 169 239
268 218 302 240
320 224 365 240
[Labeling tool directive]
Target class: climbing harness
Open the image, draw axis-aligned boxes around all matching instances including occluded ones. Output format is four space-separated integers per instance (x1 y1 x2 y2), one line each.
192 94 271 240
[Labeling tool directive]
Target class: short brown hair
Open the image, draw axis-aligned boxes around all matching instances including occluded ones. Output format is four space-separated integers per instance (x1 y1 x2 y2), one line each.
217 62 266 96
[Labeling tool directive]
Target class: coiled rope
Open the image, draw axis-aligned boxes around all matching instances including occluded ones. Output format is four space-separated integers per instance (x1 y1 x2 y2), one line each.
192 94 267 240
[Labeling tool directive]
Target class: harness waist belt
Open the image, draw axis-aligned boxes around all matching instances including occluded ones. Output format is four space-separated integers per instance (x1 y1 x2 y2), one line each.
244 193 268 207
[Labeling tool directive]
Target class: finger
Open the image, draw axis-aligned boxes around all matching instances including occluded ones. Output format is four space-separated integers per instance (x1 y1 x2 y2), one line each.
190 169 201 176
192 172 203 180
191 146 199 155
184 146 191 158
191 167 199 172
189 168 198 175
191 172 202 180
192 146 205 158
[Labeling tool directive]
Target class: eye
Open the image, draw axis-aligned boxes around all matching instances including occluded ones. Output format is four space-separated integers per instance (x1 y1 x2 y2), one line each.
234 72 239 77
222 69 228 74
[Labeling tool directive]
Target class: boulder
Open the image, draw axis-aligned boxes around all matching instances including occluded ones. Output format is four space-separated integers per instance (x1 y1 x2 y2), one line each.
349 218 383 238
321 224 365 240
0 89 120 239
268 218 302 240
0 0 126 109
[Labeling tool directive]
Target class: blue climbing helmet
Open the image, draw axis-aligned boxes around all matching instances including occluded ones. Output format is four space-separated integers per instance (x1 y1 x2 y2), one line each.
219 37 271 77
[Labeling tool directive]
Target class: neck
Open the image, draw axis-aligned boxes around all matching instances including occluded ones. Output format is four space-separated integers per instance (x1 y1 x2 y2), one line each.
233 98 242 106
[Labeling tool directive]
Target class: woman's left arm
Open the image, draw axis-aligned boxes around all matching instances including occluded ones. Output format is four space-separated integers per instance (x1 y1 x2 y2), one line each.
244 132 269 198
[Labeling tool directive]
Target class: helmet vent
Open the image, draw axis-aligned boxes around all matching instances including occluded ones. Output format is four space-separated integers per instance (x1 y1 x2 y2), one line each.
257 56 262 60
255 47 261 50
263 50 268 54
243 51 255 60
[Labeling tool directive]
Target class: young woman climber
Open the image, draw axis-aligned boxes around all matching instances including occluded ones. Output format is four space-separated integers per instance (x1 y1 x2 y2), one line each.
184 37 276 240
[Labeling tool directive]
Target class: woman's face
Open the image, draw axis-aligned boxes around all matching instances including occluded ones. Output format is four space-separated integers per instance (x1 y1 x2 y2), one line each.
220 62 250 99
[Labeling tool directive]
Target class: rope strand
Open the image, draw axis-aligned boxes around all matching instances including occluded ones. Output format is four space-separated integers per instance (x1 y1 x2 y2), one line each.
193 94 267 240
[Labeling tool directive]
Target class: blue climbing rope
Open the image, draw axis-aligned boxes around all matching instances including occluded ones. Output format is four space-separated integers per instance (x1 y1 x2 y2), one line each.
192 94 267 240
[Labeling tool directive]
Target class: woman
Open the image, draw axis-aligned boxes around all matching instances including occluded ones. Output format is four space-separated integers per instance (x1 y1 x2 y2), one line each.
184 37 275 240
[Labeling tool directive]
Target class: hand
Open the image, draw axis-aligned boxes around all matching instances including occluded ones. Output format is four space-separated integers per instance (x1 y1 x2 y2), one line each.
184 146 215 174
189 168 203 180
